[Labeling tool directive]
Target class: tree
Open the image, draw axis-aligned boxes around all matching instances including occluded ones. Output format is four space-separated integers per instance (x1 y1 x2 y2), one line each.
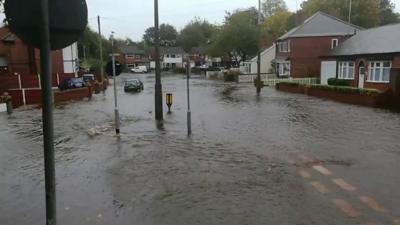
262 0 288 18
177 18 216 52
143 23 178 46
261 9 293 46
208 8 260 66
299 0 394 28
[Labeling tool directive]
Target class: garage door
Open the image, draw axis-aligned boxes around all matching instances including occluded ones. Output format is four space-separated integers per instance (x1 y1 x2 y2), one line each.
321 61 337 85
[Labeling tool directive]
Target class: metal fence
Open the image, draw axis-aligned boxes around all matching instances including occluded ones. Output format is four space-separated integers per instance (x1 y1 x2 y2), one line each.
238 74 319 86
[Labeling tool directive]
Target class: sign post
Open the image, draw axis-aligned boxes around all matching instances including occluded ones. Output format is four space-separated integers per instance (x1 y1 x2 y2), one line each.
5 0 87 224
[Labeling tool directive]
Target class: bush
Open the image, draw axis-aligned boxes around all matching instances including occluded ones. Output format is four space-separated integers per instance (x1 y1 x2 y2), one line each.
224 70 241 82
327 78 351 86
173 67 187 74
311 84 381 96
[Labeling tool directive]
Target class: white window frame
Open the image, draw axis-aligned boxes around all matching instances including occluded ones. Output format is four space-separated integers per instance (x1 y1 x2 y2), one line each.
278 61 291 76
338 61 355 80
278 41 290 53
331 39 339 49
368 61 391 83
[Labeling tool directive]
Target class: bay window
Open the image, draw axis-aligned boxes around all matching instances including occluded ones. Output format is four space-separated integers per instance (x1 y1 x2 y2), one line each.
338 61 354 79
278 62 290 76
368 61 391 83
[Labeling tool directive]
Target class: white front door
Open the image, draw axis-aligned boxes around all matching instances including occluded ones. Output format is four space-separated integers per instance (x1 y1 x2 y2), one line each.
358 66 365 89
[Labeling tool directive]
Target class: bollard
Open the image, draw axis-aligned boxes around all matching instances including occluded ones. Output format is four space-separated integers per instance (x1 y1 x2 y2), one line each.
6 96 12 114
166 93 173 113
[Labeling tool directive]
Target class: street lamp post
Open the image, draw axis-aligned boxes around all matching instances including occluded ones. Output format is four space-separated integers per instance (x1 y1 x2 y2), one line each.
97 15 105 94
186 58 192 135
154 0 163 121
110 32 120 134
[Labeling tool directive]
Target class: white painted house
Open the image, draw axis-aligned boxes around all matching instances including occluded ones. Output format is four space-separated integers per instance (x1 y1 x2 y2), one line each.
62 42 79 74
244 45 276 74
161 47 187 69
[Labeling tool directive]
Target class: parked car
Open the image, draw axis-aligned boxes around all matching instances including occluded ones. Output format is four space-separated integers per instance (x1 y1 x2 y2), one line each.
124 79 144 92
58 77 85 91
82 74 95 83
131 66 148 73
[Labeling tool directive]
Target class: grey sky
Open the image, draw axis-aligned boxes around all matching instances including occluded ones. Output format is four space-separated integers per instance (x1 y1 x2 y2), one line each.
88 0 400 41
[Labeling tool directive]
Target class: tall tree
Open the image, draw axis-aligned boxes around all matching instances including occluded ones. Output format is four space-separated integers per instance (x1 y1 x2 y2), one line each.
261 9 293 46
208 8 260 66
177 18 216 52
262 0 288 18
143 23 178 46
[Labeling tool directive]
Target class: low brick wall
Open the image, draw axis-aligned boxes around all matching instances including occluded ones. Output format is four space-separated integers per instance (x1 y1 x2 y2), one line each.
7 87 91 108
276 83 385 108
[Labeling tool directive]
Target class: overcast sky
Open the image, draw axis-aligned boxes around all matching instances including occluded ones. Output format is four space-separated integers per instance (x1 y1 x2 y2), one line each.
88 0 400 41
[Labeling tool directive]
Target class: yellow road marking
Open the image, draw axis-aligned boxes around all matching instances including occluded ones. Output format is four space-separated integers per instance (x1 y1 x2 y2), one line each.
333 198 361 217
332 178 356 192
299 170 311 179
310 181 330 194
359 196 387 213
312 165 332 176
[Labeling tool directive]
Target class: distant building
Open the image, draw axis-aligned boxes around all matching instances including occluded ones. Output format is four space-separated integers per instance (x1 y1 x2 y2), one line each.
244 45 276 74
119 45 149 69
274 12 361 78
161 47 187 69
321 23 400 91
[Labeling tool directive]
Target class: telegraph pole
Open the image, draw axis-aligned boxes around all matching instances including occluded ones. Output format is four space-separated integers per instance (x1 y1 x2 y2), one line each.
256 0 262 96
348 0 352 23
154 0 163 121
97 15 105 94
39 0 57 224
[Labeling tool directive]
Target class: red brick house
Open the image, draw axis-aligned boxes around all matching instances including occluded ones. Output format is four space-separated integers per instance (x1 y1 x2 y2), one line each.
119 45 149 69
322 23 400 92
274 12 361 78
0 26 65 76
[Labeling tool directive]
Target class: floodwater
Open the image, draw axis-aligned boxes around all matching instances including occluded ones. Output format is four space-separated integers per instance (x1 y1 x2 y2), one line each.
1 73 400 225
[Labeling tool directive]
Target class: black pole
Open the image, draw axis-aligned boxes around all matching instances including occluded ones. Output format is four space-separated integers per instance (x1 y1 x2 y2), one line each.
186 59 192 135
97 15 105 94
154 0 163 121
256 0 262 96
40 0 57 224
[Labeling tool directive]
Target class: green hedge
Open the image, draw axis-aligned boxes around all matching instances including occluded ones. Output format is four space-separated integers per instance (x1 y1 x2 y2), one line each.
311 85 381 96
173 67 187 74
327 78 351 86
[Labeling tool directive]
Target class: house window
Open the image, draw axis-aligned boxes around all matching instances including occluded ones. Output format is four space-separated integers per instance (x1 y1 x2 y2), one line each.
171 54 176 58
278 41 290 53
338 61 355 79
126 54 134 58
331 39 339 49
278 62 290 76
368 61 391 83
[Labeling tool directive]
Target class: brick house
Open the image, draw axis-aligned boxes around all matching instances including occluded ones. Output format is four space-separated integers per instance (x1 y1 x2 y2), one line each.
119 45 149 69
0 26 76 76
321 23 400 92
274 12 361 78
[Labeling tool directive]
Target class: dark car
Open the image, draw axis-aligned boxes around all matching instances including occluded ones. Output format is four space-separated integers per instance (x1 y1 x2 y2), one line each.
124 79 143 92
58 77 86 91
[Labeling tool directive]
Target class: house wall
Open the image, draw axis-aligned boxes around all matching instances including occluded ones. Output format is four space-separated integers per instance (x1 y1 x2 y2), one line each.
290 36 351 78
250 46 276 74
0 27 65 75
163 55 183 64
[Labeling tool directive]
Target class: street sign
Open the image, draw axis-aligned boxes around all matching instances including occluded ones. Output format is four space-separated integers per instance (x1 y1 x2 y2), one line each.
4 0 88 50
106 61 123 76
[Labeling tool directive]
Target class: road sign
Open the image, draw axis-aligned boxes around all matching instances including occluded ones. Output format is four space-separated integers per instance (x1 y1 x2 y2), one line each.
106 61 122 76
4 0 88 50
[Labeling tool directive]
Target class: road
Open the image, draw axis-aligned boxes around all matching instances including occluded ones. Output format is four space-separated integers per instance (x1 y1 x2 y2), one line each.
1 73 400 225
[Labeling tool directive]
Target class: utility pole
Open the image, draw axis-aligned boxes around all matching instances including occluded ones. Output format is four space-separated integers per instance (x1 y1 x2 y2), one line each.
83 45 86 62
256 0 262 96
39 0 57 224
111 32 120 135
348 0 352 23
97 15 105 94
154 0 163 121
186 58 192 135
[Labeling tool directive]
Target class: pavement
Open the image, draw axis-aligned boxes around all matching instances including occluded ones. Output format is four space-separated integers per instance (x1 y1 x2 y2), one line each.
0 73 400 225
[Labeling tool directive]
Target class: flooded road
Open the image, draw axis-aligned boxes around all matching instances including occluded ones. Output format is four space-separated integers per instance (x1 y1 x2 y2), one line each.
1 73 400 225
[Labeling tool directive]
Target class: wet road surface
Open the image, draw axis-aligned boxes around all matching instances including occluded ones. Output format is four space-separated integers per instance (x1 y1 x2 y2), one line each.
1 73 400 225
